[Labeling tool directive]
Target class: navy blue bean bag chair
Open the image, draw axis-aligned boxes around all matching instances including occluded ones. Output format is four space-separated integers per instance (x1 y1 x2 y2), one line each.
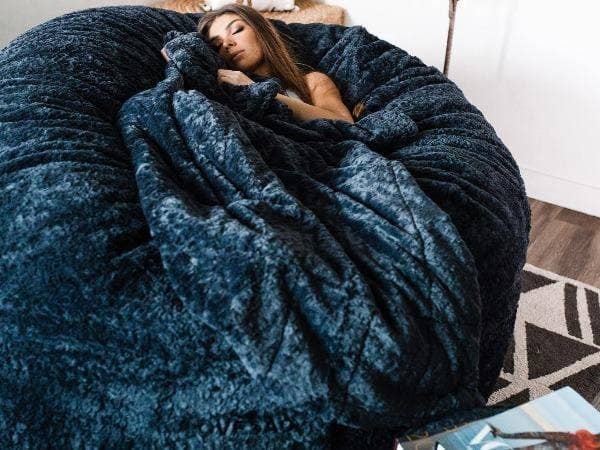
0 6 529 449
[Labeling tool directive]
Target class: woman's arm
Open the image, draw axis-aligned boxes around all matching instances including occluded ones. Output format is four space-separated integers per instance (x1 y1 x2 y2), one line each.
275 72 354 123
215 69 354 123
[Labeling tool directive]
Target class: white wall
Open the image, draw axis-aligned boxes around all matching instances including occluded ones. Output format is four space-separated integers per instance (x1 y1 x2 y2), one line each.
0 0 150 48
333 0 600 217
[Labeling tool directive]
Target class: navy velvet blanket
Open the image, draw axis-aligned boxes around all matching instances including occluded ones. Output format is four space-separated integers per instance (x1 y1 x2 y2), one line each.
0 6 529 449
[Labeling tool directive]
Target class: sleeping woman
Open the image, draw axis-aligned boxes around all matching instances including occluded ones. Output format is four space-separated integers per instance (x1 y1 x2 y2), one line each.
161 4 356 123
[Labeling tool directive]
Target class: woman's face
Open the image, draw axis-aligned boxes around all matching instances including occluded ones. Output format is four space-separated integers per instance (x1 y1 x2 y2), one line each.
207 13 265 72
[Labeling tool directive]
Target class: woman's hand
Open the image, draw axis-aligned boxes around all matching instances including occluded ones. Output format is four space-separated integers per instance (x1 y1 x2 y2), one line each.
160 47 170 62
217 69 255 86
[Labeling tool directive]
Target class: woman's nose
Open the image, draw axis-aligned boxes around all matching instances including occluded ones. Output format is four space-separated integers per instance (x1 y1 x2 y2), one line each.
224 38 236 52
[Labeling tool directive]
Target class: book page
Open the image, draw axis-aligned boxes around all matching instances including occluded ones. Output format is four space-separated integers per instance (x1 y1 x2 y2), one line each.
395 387 600 450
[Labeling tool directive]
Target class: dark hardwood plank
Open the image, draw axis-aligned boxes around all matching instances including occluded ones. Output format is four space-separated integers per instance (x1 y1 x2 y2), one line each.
527 198 562 247
526 198 600 288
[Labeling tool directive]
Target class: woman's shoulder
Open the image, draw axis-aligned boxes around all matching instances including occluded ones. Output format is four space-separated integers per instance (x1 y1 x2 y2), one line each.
303 71 338 93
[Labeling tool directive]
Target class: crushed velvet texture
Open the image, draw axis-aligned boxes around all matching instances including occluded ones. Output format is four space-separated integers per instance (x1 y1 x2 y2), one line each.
0 6 530 449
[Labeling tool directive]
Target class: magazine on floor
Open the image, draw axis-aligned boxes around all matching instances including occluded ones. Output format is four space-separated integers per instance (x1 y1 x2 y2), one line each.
394 387 600 449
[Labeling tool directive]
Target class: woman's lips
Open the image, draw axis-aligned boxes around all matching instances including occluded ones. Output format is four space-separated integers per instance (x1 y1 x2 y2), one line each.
232 50 244 61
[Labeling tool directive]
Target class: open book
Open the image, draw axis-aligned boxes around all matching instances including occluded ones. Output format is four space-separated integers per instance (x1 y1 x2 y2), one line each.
395 387 600 449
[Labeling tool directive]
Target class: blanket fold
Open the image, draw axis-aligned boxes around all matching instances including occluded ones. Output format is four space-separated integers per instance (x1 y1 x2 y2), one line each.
118 28 486 432
0 7 530 449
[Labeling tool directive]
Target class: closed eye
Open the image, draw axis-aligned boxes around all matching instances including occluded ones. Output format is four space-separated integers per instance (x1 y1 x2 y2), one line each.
212 26 242 51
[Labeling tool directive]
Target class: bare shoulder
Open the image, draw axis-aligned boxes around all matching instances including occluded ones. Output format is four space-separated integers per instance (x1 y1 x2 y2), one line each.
303 71 353 122
304 71 339 93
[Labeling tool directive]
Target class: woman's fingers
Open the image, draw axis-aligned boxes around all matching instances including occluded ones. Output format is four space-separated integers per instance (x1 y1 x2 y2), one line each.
216 69 226 84
217 70 228 84
217 69 234 84
216 69 254 86
160 47 170 62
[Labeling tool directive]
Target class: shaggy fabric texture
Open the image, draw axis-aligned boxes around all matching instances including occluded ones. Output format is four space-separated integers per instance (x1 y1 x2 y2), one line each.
0 6 530 449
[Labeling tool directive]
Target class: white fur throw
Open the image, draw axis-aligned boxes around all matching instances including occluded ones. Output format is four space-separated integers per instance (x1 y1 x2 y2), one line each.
202 0 298 12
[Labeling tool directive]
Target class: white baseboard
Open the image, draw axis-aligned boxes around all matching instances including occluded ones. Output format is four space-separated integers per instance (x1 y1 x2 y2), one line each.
519 166 600 218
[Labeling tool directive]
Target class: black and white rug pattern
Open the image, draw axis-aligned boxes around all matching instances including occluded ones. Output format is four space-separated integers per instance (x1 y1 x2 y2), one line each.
488 263 600 408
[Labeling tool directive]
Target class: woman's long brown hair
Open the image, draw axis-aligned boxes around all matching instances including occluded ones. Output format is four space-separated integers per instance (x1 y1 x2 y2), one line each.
198 4 313 104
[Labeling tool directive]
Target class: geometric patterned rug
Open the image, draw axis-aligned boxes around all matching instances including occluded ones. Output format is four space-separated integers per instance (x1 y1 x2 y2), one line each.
487 263 600 409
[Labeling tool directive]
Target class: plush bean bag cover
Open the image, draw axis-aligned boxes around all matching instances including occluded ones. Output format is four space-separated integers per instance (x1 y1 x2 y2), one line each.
0 6 530 449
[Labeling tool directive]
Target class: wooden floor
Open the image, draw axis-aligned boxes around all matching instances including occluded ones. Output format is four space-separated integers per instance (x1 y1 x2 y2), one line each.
527 198 600 288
